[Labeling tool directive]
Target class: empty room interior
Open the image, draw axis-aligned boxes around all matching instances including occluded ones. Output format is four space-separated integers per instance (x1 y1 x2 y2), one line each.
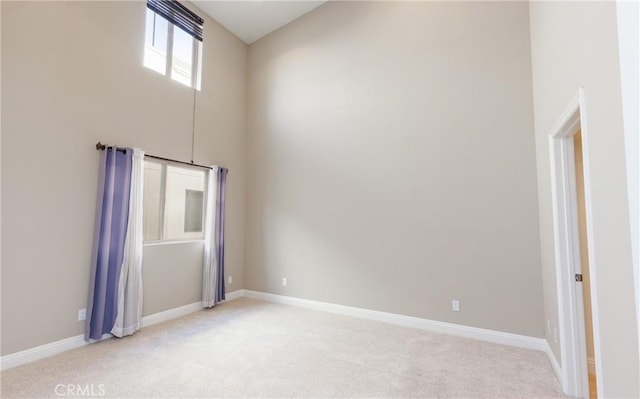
1 0 639 398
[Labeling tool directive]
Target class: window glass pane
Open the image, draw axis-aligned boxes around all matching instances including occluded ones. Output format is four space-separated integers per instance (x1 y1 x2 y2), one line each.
143 161 162 241
164 165 205 240
143 9 168 75
184 190 204 233
171 27 194 86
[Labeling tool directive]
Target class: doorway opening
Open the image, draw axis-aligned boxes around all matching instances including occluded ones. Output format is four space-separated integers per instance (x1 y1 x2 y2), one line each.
549 88 601 399
572 130 597 398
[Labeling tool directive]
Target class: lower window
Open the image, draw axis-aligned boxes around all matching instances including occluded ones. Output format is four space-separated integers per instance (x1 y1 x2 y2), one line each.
143 160 206 242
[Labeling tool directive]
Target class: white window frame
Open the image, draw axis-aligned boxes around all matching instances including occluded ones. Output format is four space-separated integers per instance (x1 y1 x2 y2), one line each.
144 9 202 90
144 158 208 244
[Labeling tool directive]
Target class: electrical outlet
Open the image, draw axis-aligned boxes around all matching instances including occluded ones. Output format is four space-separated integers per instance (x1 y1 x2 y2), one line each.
78 308 86 321
451 300 460 312
282 278 287 287
228 276 233 284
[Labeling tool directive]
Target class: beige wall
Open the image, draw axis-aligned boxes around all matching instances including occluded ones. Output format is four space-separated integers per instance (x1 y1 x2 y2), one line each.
1 1 247 355
245 1 545 337
142 241 204 316
529 1 640 397
615 0 640 358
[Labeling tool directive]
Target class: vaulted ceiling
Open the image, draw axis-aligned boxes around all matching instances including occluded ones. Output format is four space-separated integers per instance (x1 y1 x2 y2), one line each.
192 1 327 44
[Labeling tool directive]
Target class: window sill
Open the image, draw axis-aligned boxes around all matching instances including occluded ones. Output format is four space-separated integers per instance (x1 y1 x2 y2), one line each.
144 239 204 247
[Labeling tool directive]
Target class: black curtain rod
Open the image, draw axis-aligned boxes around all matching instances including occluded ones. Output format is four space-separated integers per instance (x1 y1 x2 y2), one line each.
95 142 214 170
145 154 213 170
96 142 127 154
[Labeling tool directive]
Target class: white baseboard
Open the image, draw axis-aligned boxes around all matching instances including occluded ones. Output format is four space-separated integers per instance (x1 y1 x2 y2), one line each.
1 289 549 371
544 341 562 383
243 290 547 352
140 301 203 329
225 289 246 301
0 290 244 371
0 333 112 371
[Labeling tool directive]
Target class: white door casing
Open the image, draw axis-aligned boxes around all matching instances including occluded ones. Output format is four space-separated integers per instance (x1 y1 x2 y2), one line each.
548 88 602 399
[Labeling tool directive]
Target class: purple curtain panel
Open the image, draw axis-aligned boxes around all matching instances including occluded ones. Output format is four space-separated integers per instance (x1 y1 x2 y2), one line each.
215 167 228 303
85 147 132 340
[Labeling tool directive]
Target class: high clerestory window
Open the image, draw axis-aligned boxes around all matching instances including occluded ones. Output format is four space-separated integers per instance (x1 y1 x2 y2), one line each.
143 0 203 89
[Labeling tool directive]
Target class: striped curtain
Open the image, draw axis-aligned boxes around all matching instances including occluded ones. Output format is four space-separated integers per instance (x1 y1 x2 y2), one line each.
203 166 228 308
85 146 144 340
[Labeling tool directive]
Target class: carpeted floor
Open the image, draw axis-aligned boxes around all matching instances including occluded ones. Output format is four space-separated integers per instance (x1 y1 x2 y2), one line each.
1 298 566 398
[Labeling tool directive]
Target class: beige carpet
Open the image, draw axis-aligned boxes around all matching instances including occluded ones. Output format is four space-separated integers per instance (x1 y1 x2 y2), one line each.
1 298 565 398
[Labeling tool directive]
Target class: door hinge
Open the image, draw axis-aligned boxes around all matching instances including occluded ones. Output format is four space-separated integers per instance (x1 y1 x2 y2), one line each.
575 274 583 282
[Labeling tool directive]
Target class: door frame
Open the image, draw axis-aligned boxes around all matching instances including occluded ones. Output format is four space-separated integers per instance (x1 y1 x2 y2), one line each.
548 88 602 398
